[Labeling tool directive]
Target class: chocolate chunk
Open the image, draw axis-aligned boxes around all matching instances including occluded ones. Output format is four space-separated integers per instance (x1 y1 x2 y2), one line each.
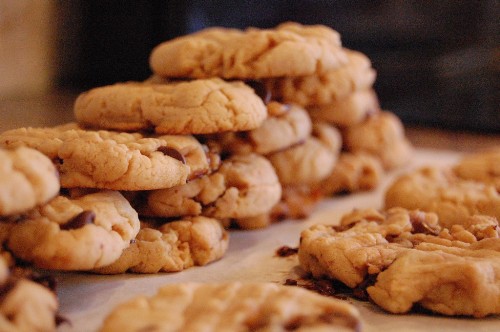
61 210 96 230
246 80 272 104
276 246 298 257
157 146 186 164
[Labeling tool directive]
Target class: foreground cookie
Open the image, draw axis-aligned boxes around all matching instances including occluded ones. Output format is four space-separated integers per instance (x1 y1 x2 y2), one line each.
4 190 140 270
0 256 59 331
385 166 500 228
100 282 361 331
0 126 212 190
299 207 500 317
93 216 228 274
150 22 348 79
0 147 60 217
74 79 267 134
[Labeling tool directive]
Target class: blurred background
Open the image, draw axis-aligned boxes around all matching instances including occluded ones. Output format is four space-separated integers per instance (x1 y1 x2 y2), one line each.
1 0 499 132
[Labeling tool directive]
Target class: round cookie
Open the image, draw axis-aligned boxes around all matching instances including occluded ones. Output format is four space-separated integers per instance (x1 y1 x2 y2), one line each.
93 216 228 274
0 126 213 190
100 282 361 332
0 147 60 217
453 147 500 191
74 78 267 134
308 89 380 127
207 102 312 155
149 22 348 79
5 190 140 270
316 152 384 196
141 153 282 221
384 166 500 229
267 123 341 186
267 49 377 106
343 111 413 170
299 207 500 317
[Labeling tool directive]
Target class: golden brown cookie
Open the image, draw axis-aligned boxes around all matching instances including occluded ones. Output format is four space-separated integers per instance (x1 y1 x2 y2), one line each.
0 147 59 217
140 154 282 222
93 216 228 274
4 190 140 270
100 282 361 332
0 126 212 190
385 166 500 229
267 49 377 106
74 79 267 134
206 102 312 155
149 22 348 79
299 207 500 317
453 147 500 191
343 111 413 169
308 89 380 127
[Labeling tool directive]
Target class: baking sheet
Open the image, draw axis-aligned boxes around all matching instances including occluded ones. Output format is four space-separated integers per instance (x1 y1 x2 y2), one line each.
55 149 499 332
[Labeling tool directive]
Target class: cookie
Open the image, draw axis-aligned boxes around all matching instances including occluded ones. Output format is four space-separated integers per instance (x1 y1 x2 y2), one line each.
93 216 228 274
270 185 324 221
367 241 500 317
308 89 380 127
267 49 377 106
100 282 361 331
74 79 267 134
298 207 500 317
206 102 312 155
0 275 59 331
0 126 212 190
385 166 500 229
149 22 348 79
343 111 413 169
267 123 341 186
453 147 500 190
316 152 384 196
4 190 140 270
0 147 60 217
141 153 282 221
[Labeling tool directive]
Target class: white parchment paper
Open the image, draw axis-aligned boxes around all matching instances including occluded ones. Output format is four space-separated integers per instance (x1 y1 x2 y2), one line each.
55 149 499 332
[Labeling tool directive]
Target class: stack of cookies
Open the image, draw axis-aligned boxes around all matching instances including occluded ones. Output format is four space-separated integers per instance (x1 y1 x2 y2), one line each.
266 48 413 196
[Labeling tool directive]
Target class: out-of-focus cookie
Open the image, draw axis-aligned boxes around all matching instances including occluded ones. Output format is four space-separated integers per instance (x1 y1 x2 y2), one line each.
207 102 312 155
100 282 362 332
270 185 324 221
453 147 500 190
343 111 413 169
74 79 267 134
93 216 228 274
4 190 140 270
316 152 384 196
385 167 500 229
267 123 341 186
149 22 348 79
0 269 59 332
0 126 213 190
308 89 380 127
267 49 376 106
299 207 500 317
141 154 282 221
0 147 60 217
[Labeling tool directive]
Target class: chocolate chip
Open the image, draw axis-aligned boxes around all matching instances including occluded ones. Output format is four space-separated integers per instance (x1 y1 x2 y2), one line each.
61 210 96 230
246 80 272 104
411 217 440 235
157 146 186 164
276 246 298 257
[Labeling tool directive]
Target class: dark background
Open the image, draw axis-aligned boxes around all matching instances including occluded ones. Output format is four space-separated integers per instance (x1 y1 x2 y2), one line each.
55 1 499 132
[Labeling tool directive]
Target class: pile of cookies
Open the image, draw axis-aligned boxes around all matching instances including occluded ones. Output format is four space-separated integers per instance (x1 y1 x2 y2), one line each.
298 148 500 317
0 22 430 330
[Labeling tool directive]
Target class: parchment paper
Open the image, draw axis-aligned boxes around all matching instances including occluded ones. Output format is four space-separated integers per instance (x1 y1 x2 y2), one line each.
55 149 499 332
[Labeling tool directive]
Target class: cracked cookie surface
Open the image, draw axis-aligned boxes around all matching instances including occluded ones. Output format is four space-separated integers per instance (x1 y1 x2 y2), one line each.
74 78 267 134
149 22 348 79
